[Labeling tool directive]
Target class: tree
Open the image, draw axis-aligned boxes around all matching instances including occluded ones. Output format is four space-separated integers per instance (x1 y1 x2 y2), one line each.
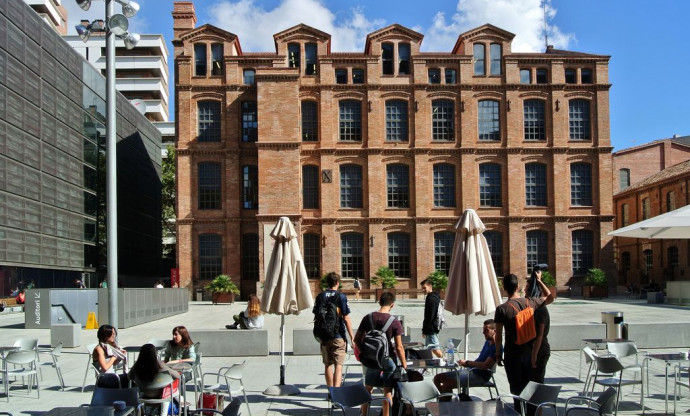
162 144 176 259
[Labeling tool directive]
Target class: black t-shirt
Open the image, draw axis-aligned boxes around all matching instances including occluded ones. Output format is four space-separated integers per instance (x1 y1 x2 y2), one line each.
494 297 545 355
534 305 550 353
356 312 403 362
312 290 350 339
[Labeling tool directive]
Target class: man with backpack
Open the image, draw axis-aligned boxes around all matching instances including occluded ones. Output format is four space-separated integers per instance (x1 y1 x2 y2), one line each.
354 291 407 416
420 279 443 358
494 272 553 410
312 272 354 388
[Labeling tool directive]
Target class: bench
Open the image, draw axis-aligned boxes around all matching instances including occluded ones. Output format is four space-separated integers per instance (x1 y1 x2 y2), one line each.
0 297 18 307
189 330 269 357
395 289 424 300
341 289 376 299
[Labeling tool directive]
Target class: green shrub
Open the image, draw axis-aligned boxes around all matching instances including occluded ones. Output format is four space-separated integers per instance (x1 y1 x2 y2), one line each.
204 274 240 295
541 270 556 287
585 268 607 287
370 266 399 289
427 270 449 291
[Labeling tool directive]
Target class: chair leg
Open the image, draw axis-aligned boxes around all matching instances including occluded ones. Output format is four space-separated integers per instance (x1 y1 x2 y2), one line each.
82 359 91 393
241 380 252 416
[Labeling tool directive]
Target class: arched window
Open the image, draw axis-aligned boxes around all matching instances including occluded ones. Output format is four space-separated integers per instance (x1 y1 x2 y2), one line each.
194 44 206 76
303 233 321 279
431 99 454 141
385 100 408 141
388 232 411 278
571 163 592 206
339 100 362 141
340 164 363 208
490 43 502 75
434 232 455 276
197 101 220 142
199 234 221 279
386 164 410 208
524 100 545 141
569 99 591 140
479 163 502 207
198 162 221 210
302 165 319 209
211 43 223 76
525 163 547 207
478 100 500 141
301 101 318 141
484 231 503 276
619 168 630 190
433 164 455 208
526 230 548 272
473 43 485 75
572 230 593 275
242 165 258 210
341 233 364 279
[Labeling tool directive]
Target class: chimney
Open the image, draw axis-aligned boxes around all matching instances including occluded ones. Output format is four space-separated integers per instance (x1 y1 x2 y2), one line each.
172 1 197 40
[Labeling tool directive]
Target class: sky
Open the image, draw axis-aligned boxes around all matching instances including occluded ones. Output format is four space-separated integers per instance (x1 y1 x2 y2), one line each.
60 0 690 152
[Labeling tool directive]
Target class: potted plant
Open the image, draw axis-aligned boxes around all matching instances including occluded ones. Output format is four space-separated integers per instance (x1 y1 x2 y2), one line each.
204 274 240 304
583 268 608 299
371 266 398 300
541 270 557 299
427 270 448 299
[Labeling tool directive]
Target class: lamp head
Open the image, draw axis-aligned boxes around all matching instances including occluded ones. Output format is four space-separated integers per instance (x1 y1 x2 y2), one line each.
108 14 129 36
122 32 140 50
75 24 91 42
76 0 92 11
121 1 140 18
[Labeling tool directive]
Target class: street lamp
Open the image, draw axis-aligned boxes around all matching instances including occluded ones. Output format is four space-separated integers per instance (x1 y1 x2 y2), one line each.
75 0 140 329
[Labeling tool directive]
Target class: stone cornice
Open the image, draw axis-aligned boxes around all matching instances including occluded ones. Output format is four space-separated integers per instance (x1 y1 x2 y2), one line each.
255 142 301 149
294 215 615 226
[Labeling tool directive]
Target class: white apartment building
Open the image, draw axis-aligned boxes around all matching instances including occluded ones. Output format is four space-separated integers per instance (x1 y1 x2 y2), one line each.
64 29 170 122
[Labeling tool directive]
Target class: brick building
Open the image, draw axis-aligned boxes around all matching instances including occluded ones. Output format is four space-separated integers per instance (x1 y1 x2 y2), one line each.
612 160 690 286
172 1 614 297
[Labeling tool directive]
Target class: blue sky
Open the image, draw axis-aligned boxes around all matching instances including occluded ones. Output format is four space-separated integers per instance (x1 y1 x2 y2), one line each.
62 0 690 151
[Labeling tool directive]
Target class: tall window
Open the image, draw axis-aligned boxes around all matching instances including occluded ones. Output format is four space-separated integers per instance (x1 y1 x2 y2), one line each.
352 68 364 84
490 43 502 75
382 43 394 75
565 68 576 84
301 101 318 141
569 99 591 140
581 69 593 84
302 165 319 209
536 69 548 84
525 163 547 206
473 43 485 75
526 230 548 271
668 246 679 268
398 43 411 75
388 233 410 278
445 69 457 84
339 100 361 141
387 164 409 208
385 100 408 141
303 233 321 279
432 99 454 141
243 69 255 85
241 101 258 142
335 69 347 84
198 162 221 210
199 234 221 280
520 69 531 84
621 251 631 271
242 233 259 281
621 203 629 227
434 232 455 276
619 168 630 190
572 230 593 275
571 163 592 206
198 101 220 142
287 43 300 69
643 249 653 276
305 43 317 75
666 191 676 212
642 197 651 219
433 164 455 207
484 231 503 276
524 100 545 141
428 68 441 84
242 165 258 209
479 163 502 207
194 44 206 76
340 164 363 208
211 43 223 76
341 233 364 279
478 100 500 141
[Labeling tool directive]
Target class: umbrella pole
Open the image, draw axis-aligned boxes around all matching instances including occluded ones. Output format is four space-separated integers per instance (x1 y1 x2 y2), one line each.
464 315 469 359
263 314 301 396
280 314 286 385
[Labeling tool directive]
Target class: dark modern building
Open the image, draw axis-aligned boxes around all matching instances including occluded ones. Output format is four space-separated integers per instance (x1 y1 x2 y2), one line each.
0 0 163 293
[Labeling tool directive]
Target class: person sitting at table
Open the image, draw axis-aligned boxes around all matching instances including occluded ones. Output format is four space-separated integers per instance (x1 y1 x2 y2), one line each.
164 325 196 364
225 294 264 330
129 343 180 415
93 324 129 388
433 319 497 401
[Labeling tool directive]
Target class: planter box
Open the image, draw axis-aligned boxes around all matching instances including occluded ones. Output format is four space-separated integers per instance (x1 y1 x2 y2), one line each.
212 292 235 304
583 286 608 299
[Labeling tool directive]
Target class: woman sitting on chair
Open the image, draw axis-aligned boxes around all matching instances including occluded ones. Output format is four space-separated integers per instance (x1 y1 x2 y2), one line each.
226 294 264 330
129 343 180 415
93 324 129 388
164 325 196 364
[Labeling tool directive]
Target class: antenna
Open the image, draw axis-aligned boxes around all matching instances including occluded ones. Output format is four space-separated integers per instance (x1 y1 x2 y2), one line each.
543 0 549 50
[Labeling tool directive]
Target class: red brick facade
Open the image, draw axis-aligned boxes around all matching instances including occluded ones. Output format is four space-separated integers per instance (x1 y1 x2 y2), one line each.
172 1 614 297
612 139 690 193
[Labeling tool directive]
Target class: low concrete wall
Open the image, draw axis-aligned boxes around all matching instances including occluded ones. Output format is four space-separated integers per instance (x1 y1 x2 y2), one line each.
293 329 320 355
627 322 690 348
190 330 269 357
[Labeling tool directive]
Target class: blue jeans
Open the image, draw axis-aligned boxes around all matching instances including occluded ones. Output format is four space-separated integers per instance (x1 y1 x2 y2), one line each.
425 333 440 349
364 358 397 388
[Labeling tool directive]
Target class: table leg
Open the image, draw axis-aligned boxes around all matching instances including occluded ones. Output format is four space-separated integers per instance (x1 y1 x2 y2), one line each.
665 363 669 414
579 341 584 379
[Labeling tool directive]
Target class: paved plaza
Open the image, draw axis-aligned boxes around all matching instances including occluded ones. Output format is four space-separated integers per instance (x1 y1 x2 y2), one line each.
1 295 689 415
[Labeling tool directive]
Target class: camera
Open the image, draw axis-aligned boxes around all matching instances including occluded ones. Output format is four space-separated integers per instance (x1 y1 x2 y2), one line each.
532 263 548 273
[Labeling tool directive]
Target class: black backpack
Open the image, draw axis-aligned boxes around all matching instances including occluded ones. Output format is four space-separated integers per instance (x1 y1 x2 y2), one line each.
313 292 341 343
359 314 396 370
432 293 446 333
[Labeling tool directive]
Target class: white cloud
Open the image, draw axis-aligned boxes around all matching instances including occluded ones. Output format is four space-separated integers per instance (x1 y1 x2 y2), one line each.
204 0 384 52
424 0 574 52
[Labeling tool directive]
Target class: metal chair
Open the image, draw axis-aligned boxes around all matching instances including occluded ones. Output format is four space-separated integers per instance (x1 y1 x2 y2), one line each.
2 350 40 402
565 387 617 416
457 364 499 399
81 343 99 392
91 385 140 407
182 345 203 407
42 342 66 390
397 379 455 416
582 347 615 396
137 372 177 416
201 360 251 416
499 381 561 416
606 342 643 392
12 338 40 379
674 364 690 415
328 383 390 416
591 356 644 416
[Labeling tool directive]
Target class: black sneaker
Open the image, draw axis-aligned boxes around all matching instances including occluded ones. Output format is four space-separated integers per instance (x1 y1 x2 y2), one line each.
225 324 237 329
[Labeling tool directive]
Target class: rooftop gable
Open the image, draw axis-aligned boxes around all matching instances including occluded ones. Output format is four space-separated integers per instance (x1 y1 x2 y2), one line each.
273 23 331 54
178 24 242 54
364 24 424 54
452 23 515 54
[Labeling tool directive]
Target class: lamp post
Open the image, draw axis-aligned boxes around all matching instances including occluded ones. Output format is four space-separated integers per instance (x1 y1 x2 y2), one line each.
75 0 140 329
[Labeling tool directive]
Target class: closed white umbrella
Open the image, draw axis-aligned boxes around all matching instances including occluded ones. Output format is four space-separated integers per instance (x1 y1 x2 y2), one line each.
261 217 314 396
609 204 690 239
444 209 502 358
